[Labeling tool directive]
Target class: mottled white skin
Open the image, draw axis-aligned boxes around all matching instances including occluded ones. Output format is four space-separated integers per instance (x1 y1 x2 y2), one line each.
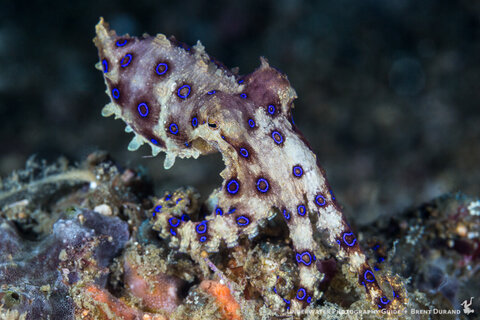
94 18 402 311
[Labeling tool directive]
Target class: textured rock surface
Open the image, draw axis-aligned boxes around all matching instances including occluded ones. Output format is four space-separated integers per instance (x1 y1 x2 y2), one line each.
0 207 128 320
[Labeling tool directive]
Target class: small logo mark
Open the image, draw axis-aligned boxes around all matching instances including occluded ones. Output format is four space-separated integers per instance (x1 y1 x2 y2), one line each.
461 297 474 315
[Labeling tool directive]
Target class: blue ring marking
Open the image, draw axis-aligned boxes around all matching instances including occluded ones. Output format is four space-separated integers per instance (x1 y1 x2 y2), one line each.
329 189 336 200
296 288 306 300
177 84 191 99
199 236 207 242
297 205 306 216
238 79 244 84
170 228 177 236
283 209 291 220
154 205 162 213
215 207 223 216
137 103 149 117
267 105 275 115
364 270 375 283
256 178 269 193
228 207 236 214
342 232 356 246
240 93 247 99
178 43 191 51
226 179 240 194
293 166 303 177
116 39 128 47
196 221 207 234
151 139 159 145
237 216 250 226
165 194 172 201
120 53 132 67
248 119 255 128
169 123 179 135
271 131 283 144
306 296 312 304
176 198 183 204
296 252 313 266
207 90 216 95
102 59 108 73
272 287 277 294
168 217 180 228
380 296 390 305
191 117 198 128
181 213 190 221
315 194 326 206
239 148 249 158
361 281 367 289
112 88 120 99
295 253 302 264
155 63 168 75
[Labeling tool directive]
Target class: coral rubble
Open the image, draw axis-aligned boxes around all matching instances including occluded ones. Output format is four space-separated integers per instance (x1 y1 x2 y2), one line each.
0 153 478 319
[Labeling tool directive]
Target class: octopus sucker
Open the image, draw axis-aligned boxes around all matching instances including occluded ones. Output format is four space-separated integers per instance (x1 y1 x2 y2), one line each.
94 17 405 312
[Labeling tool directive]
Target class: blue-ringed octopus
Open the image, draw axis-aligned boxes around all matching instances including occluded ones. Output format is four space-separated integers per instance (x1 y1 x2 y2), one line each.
94 18 405 313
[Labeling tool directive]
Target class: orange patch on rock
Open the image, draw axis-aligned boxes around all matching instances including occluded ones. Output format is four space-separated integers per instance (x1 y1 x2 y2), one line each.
199 280 242 320
85 284 141 320
84 284 168 320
